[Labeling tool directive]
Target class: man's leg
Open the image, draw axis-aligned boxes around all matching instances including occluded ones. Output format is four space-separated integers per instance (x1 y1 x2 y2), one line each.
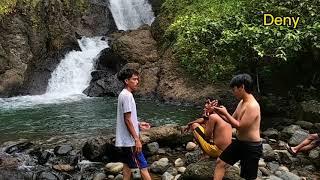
190 122 201 131
123 164 132 180
292 133 318 153
140 168 152 180
214 158 228 180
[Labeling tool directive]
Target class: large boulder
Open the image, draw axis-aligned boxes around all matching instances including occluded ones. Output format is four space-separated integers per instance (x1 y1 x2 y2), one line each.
148 0 165 16
297 100 320 123
74 0 117 36
182 161 215 180
111 27 159 65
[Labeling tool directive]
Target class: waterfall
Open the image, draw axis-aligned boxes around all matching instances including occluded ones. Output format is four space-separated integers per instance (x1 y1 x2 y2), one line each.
0 37 108 109
108 0 155 30
45 37 108 96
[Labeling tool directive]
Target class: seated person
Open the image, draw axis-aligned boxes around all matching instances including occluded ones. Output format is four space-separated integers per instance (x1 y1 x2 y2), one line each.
184 98 232 158
286 132 320 155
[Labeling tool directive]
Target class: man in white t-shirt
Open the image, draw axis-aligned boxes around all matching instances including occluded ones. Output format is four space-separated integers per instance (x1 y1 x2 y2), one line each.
116 68 151 180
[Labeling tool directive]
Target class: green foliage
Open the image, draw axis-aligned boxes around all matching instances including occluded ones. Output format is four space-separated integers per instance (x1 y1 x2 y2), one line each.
0 0 17 15
163 0 320 83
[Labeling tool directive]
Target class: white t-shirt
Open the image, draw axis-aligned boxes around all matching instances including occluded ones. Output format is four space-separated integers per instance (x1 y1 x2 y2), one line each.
115 88 139 147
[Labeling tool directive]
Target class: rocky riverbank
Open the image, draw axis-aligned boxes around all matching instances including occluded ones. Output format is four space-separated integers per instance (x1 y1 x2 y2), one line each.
1 124 319 180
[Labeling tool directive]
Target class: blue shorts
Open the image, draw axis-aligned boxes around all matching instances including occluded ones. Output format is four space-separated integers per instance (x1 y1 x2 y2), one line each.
117 147 148 169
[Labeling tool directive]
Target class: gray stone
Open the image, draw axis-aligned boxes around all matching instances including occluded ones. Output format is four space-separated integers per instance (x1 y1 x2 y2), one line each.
186 142 197 151
258 167 271 176
158 148 166 154
93 173 107 180
174 174 181 180
267 162 280 173
295 121 314 130
263 144 277 162
177 167 186 173
288 130 309 146
174 158 184 167
182 161 215 180
309 148 320 159
37 172 59 180
185 149 202 165
166 167 178 176
269 175 283 180
277 165 289 172
54 144 73 155
258 159 266 167
224 165 241 180
150 158 170 174
105 162 123 174
108 175 115 179
114 174 123 180
281 125 302 140
274 150 294 164
147 142 160 155
262 128 280 139
277 171 301 180
162 172 174 180
297 100 320 123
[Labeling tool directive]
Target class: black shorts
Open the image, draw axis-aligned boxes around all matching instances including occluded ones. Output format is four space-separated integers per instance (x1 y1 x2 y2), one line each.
219 138 262 180
115 147 148 169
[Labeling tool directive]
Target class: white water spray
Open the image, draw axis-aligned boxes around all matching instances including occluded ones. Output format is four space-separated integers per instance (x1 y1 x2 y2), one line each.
109 0 155 30
0 37 108 109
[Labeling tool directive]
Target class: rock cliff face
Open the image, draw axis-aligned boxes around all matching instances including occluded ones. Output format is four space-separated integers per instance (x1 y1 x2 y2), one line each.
0 0 116 97
85 26 236 107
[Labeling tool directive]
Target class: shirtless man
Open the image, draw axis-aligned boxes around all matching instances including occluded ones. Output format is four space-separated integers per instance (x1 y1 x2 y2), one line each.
185 98 232 158
213 74 262 180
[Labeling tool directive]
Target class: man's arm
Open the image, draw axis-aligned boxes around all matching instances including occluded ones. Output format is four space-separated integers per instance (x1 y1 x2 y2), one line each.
187 118 205 126
124 112 142 153
215 105 258 129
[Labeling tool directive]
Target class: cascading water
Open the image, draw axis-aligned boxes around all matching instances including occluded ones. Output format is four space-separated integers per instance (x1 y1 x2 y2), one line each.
46 37 108 96
108 0 155 30
0 37 108 109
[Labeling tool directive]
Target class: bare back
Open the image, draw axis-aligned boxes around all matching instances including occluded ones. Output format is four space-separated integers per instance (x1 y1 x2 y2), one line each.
233 95 261 142
208 114 232 151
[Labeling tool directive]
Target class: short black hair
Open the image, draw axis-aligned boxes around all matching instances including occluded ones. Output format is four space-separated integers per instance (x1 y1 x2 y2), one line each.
117 68 139 83
229 73 253 93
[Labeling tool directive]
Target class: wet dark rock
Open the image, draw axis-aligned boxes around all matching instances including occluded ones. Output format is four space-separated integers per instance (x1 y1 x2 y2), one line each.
262 128 280 140
185 149 202 165
274 150 294 165
5 142 33 154
150 158 169 174
288 130 309 146
297 100 320 123
82 136 116 162
281 125 302 140
276 171 301 180
182 160 215 180
148 0 165 16
295 121 314 130
224 166 242 180
83 74 122 97
36 171 61 180
94 48 125 73
146 142 160 155
263 144 277 162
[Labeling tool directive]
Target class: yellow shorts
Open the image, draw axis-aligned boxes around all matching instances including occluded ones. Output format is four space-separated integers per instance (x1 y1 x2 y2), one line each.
193 126 222 158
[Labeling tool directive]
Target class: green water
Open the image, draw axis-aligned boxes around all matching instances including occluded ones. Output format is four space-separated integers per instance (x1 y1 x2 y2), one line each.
0 97 199 144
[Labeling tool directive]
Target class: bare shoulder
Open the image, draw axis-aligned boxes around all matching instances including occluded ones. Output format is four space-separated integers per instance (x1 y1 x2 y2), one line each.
247 100 260 114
